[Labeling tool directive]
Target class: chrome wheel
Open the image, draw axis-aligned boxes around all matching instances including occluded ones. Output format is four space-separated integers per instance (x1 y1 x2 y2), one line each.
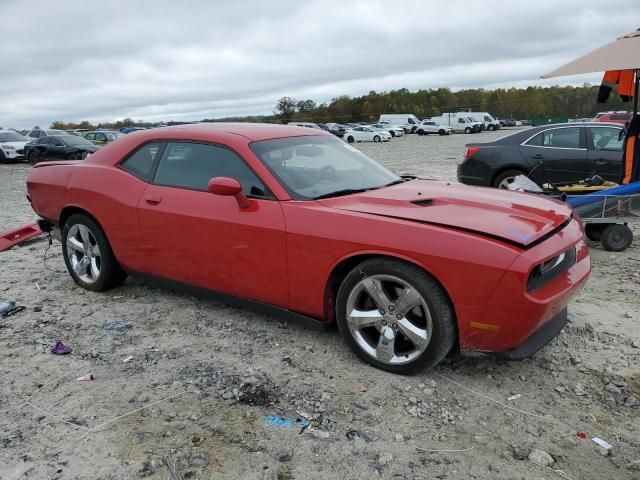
345 274 432 365
498 176 517 189
66 224 101 284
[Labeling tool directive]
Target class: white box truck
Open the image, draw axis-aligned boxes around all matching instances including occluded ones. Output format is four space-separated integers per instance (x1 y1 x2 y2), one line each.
430 113 481 133
378 114 422 133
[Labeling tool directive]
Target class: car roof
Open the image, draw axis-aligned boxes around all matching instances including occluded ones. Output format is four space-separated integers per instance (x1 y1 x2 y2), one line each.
142 123 331 141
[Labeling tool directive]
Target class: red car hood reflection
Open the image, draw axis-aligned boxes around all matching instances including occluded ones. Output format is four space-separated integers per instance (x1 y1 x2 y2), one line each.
317 180 571 248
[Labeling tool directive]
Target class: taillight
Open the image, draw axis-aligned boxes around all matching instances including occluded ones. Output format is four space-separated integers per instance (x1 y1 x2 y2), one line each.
464 146 479 158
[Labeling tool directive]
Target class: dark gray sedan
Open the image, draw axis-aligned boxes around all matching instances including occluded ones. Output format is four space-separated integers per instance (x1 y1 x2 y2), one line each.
457 122 624 188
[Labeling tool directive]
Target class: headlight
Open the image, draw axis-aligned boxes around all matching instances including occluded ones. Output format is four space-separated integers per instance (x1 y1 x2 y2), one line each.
527 247 576 292
1 144 16 150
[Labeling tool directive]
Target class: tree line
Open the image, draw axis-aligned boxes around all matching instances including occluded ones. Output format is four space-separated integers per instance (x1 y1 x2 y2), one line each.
48 84 630 130
274 84 630 124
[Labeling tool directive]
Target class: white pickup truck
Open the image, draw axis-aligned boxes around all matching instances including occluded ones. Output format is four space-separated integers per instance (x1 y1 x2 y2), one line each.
416 120 453 136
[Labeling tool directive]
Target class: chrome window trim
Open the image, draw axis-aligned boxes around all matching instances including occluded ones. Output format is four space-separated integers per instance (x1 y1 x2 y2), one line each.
520 126 587 150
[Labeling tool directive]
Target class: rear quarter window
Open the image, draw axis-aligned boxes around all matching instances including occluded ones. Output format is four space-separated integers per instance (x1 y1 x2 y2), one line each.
120 142 164 181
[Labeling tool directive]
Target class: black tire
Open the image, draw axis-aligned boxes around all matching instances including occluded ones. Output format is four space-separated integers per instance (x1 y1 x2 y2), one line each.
417 130 425 136
373 135 381 143
464 127 472 134
410 126 417 134
584 224 607 241
438 129 446 136
67 152 76 160
492 169 526 189
346 136 354 144
0 151 7 164
390 130 396 137
488 125 496 131
336 258 456 374
61 213 126 292
600 224 633 252
28 152 39 165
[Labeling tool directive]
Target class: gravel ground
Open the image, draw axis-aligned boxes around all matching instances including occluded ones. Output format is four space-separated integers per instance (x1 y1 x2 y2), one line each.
1 130 639 480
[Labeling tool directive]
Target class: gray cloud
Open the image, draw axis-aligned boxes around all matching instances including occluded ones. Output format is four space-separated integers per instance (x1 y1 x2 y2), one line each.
1 0 638 127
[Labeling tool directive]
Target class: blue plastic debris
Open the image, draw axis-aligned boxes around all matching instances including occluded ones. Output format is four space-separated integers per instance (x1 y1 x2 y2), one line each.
0 301 16 314
265 415 310 429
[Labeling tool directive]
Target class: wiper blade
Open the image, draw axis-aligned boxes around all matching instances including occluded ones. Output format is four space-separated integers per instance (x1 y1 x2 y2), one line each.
381 179 408 187
313 188 369 200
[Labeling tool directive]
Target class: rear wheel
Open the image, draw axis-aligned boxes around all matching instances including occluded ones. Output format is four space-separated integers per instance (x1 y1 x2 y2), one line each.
600 224 633 252
493 169 526 189
346 136 354 144
373 135 381 143
28 152 39 165
488 125 496 131
464 127 472 134
390 130 396 137
62 214 126 292
438 129 446 135
336 258 456 374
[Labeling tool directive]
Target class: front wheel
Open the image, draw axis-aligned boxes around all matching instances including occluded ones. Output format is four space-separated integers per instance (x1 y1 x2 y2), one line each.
390 131 396 137
438 129 446 136
336 258 456 374
28 152 39 165
488 125 496 131
62 214 126 292
464 127 472 134
0 151 7 164
373 135 381 143
346 136 354 144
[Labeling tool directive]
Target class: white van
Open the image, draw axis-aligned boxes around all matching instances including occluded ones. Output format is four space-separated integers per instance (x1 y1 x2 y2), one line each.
463 112 501 131
378 114 422 133
430 113 481 133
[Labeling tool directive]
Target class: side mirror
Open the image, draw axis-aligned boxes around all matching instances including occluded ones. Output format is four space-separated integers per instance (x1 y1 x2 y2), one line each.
208 177 250 209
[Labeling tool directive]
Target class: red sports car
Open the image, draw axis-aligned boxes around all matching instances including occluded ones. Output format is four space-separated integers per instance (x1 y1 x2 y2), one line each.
26 124 590 373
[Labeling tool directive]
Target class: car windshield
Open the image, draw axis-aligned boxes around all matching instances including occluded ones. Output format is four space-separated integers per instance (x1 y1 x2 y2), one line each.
0 132 27 142
61 136 94 146
250 135 402 200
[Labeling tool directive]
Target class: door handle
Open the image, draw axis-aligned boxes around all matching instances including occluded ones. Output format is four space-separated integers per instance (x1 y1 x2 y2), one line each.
145 195 162 205
532 154 545 159
595 158 607 165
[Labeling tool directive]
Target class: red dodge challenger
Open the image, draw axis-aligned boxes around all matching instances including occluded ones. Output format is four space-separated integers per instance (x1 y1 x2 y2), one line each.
26 124 590 373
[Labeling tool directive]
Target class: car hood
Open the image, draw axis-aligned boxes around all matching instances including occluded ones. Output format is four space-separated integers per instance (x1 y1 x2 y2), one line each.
316 179 572 248
1 141 28 148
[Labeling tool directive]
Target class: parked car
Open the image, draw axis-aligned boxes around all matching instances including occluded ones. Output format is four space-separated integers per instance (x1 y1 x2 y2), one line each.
431 115 480 133
68 129 91 137
321 123 346 138
593 111 632 126
457 122 624 188
24 128 72 142
344 126 391 143
415 120 453 136
498 118 517 127
26 123 590 373
0 130 29 163
378 114 421 133
24 135 99 164
369 123 405 137
83 130 122 146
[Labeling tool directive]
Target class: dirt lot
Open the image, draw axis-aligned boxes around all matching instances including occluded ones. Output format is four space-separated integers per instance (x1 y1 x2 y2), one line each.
1 130 639 480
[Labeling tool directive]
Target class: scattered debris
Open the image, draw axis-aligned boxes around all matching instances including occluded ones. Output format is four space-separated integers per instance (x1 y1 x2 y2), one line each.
0 300 16 313
507 394 522 401
100 320 129 335
592 437 612 450
163 455 184 480
50 341 71 355
76 374 94 381
577 432 587 439
265 415 309 429
276 447 294 462
123 355 133 363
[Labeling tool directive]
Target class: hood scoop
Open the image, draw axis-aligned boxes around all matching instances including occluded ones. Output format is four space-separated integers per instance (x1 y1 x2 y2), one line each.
410 198 434 206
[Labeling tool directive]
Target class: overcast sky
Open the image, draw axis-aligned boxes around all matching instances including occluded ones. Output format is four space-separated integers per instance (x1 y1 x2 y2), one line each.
1 1 638 128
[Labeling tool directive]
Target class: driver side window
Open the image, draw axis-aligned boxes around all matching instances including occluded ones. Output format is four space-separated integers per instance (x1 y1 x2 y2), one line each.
153 142 269 197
